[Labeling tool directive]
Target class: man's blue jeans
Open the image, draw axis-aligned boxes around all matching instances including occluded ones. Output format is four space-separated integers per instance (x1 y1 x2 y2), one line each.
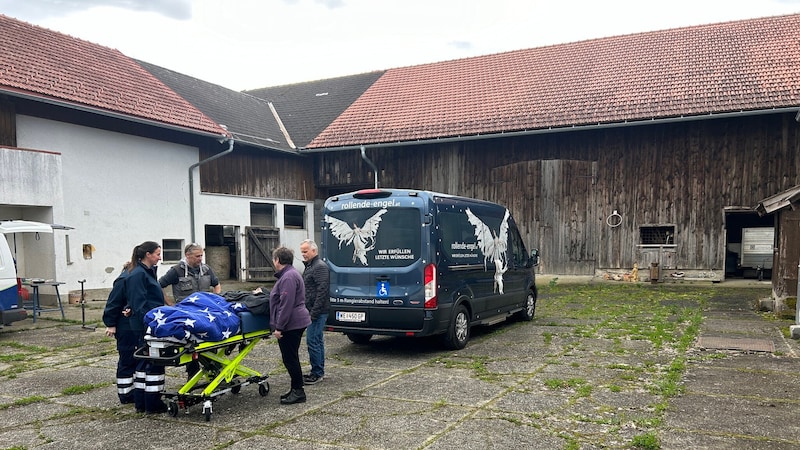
306 313 328 377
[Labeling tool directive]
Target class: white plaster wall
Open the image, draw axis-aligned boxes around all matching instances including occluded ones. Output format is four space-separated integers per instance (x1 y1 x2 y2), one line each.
195 190 314 274
0 147 63 284
9 116 312 290
15 115 197 291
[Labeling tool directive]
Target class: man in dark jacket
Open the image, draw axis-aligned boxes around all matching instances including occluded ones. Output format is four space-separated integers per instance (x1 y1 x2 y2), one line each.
300 239 329 385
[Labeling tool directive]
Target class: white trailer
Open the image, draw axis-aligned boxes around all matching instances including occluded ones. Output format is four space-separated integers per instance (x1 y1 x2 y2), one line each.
740 227 774 278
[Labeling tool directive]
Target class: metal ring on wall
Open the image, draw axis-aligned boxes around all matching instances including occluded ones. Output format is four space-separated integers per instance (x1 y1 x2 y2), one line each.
606 210 622 227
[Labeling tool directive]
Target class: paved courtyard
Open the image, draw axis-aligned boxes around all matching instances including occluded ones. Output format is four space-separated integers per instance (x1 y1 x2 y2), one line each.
0 278 797 449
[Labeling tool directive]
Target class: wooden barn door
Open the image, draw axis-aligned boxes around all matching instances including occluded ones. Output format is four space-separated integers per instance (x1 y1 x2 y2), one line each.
492 159 597 275
245 226 279 282
775 209 800 298
541 160 598 275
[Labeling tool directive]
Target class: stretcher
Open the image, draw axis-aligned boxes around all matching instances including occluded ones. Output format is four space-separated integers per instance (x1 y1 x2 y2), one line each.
134 311 271 421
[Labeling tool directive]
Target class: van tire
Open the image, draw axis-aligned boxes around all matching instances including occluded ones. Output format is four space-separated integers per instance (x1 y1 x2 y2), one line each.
515 291 537 322
442 304 470 350
346 333 373 344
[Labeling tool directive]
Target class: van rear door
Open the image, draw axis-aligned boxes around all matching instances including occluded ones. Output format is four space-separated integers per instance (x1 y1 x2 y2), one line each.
324 202 428 333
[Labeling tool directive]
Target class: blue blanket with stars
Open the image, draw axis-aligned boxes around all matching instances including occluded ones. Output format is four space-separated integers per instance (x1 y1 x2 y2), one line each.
144 292 250 344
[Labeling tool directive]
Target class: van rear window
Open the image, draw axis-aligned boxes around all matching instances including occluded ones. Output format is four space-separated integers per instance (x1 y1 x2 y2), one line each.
324 208 421 267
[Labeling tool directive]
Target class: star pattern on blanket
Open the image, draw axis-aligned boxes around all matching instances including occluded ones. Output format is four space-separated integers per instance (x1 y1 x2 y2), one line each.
143 292 248 344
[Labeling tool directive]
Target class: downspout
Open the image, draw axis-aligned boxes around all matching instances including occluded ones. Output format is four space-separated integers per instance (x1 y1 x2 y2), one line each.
360 145 379 189
189 137 235 242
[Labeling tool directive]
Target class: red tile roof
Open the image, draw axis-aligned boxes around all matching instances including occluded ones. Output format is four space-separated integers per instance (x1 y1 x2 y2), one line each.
309 14 800 148
0 15 226 136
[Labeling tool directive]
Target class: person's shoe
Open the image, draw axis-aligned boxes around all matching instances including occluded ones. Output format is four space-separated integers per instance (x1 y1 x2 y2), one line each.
280 390 292 400
303 374 324 385
145 401 169 414
280 388 306 404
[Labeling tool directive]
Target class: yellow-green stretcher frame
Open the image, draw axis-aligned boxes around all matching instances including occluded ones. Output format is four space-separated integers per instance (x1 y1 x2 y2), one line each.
134 325 271 421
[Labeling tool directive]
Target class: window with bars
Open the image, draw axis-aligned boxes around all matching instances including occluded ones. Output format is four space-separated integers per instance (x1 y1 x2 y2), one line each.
639 226 675 245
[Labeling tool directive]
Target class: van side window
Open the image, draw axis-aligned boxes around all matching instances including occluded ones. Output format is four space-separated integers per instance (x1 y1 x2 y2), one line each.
509 228 527 268
438 211 485 265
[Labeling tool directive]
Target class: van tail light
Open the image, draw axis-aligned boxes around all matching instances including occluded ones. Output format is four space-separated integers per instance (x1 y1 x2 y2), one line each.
424 263 437 309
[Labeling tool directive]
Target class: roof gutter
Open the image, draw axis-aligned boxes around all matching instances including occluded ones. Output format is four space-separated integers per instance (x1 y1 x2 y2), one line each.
1 88 230 140
298 107 800 153
189 136 234 242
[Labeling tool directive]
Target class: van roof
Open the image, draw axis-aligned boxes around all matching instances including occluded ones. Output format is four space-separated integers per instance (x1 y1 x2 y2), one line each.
332 188 502 207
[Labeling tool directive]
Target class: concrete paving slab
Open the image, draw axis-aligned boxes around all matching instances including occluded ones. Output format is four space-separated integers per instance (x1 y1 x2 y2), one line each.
660 431 800 450
681 365 800 399
32 416 242 450
688 352 800 373
664 393 800 443
364 366 505 407
702 318 782 336
0 365 111 399
272 398 468 449
488 387 572 415
427 412 565 450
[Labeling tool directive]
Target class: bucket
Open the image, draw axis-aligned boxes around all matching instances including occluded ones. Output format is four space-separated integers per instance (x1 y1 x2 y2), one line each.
68 292 81 305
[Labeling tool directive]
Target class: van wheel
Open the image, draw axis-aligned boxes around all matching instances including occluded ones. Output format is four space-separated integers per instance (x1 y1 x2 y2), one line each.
346 333 372 344
442 305 470 350
516 292 537 321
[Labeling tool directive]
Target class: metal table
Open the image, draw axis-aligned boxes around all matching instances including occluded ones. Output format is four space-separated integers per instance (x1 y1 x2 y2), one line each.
22 280 66 323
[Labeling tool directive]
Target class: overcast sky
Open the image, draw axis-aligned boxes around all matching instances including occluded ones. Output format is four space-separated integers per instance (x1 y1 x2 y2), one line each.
1 0 800 91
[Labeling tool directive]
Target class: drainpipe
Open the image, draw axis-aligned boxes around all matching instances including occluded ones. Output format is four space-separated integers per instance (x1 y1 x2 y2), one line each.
360 145 379 189
189 137 235 242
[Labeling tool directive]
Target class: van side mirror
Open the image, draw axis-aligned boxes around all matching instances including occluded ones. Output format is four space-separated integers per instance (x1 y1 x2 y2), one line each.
529 248 540 267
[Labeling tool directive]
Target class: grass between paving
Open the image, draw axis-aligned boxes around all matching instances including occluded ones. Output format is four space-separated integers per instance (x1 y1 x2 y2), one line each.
428 282 748 450
0 283 776 450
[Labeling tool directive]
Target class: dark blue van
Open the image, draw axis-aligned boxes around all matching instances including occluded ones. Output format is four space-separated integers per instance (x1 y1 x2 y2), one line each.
322 189 539 349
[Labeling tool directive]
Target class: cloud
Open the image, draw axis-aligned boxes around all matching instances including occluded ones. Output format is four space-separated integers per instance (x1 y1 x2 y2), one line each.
448 41 473 51
314 0 345 8
0 0 191 21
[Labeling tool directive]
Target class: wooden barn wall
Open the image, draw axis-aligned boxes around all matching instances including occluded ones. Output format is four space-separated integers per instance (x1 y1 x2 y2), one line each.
312 113 800 275
774 208 800 299
199 147 315 201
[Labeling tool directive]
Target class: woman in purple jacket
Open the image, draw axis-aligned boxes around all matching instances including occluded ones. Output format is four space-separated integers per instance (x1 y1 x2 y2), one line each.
270 246 312 404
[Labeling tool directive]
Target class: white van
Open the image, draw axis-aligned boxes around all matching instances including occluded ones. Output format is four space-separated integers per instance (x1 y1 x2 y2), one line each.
0 220 57 325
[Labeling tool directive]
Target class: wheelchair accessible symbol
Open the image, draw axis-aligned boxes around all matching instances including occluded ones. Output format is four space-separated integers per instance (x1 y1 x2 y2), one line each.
377 281 389 298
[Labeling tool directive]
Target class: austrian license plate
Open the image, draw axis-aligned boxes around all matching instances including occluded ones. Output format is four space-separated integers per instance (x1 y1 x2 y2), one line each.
336 311 366 322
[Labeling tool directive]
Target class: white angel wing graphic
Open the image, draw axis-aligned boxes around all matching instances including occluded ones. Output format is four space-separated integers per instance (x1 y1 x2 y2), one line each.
465 208 510 267
325 215 357 248
465 208 511 294
325 209 388 265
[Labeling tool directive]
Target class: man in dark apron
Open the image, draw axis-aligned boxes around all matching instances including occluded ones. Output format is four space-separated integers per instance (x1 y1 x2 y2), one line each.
158 243 222 378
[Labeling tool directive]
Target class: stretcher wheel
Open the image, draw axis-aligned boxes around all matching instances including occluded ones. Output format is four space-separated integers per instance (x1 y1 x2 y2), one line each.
202 400 213 422
258 383 269 397
232 383 241 394
167 401 178 418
